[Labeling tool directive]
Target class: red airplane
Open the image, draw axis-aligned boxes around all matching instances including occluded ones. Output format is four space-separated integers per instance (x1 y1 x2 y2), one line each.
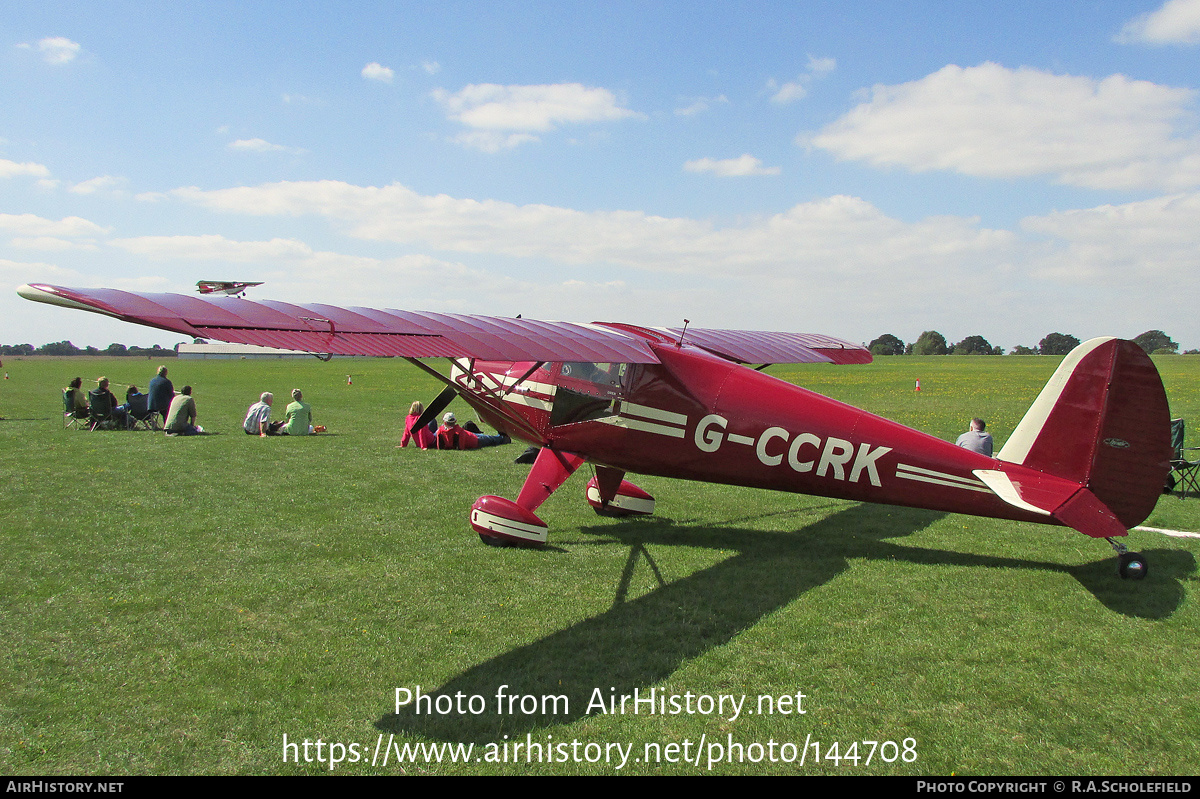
19 283 1171 579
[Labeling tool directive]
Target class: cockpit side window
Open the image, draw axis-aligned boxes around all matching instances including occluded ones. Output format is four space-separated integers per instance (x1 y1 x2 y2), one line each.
559 362 626 392
550 362 629 427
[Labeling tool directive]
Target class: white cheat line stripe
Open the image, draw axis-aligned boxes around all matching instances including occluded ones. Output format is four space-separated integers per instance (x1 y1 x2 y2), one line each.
895 463 992 494
597 416 686 438
1133 526 1200 539
503 393 553 411
620 402 688 426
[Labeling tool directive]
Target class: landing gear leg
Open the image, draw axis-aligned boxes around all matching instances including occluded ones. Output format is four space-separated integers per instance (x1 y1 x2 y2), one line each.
1106 537 1148 580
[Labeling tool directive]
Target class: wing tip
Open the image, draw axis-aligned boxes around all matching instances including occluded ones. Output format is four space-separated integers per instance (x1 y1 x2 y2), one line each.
17 283 116 317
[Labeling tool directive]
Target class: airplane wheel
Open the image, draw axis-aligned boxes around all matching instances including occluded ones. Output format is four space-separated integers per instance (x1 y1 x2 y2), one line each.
1117 552 1148 580
479 532 509 547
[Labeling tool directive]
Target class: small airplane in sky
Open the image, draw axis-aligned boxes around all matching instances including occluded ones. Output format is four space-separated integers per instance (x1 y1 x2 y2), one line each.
19 283 1171 579
196 280 264 297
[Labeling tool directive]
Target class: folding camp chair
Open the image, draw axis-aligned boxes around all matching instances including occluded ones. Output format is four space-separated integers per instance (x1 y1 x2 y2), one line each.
62 388 88 429
125 391 158 431
87 388 118 431
1169 418 1200 498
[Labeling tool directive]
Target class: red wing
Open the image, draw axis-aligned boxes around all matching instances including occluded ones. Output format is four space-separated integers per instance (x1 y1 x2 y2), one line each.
590 322 869 365
18 284 660 363
667 327 872 365
18 284 870 366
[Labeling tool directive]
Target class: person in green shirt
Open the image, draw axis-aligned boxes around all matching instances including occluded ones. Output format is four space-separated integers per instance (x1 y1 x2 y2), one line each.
164 385 201 436
282 388 313 436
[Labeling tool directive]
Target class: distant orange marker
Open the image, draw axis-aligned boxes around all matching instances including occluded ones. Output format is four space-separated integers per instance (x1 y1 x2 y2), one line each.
915 379 921 392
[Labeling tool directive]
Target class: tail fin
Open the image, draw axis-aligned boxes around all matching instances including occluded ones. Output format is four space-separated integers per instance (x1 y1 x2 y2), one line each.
997 337 1172 529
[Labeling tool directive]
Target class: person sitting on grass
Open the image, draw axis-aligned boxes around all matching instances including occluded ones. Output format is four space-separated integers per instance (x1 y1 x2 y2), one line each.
400 400 436 449
164 385 202 436
436 412 510 450
282 388 315 436
243 392 285 437
955 418 994 457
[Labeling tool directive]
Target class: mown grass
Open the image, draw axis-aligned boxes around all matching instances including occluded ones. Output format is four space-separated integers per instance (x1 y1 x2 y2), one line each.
1 354 1198 775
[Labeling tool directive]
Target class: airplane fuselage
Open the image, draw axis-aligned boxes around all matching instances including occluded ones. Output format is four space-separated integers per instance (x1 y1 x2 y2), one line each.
452 342 1056 528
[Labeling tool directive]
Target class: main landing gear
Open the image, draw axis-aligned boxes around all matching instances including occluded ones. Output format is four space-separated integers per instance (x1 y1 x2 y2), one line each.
469 449 654 546
1106 538 1148 580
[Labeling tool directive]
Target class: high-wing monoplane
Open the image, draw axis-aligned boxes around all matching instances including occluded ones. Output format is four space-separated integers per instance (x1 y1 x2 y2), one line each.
196 280 264 297
19 283 1172 578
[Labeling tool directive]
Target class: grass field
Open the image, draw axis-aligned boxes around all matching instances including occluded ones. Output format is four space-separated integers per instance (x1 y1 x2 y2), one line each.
1 354 1198 775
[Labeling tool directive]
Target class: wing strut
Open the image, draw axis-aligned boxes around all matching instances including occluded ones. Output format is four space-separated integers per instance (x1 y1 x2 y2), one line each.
502 362 546 397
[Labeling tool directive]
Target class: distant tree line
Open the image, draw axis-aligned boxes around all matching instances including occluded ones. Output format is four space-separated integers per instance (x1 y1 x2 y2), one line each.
1 341 178 357
868 331 1005 356
868 330 1194 356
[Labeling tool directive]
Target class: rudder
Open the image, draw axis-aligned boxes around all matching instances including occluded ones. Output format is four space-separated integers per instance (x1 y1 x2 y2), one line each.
998 338 1172 528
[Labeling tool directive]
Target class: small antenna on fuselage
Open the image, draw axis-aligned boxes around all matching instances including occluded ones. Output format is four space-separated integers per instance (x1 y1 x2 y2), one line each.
677 319 690 348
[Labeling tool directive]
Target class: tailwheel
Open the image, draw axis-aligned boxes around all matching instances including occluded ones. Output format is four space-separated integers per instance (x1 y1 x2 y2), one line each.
1106 537 1148 580
1117 551 1148 580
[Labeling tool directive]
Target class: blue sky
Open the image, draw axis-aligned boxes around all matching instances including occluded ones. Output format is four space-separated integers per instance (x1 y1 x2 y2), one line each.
3 0 1200 350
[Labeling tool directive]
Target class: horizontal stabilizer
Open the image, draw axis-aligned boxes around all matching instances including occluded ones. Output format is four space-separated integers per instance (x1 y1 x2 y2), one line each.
1052 487 1131 539
975 468 1128 538
974 469 1063 516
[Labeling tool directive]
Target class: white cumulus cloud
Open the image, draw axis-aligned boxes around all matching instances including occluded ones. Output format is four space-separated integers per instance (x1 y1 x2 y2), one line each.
1116 0 1200 44
675 95 728 116
0 257 85 284
10 237 98 252
362 62 395 83
1022 192 1200 279
449 131 540 153
807 55 837 74
92 175 1200 345
767 55 837 105
69 175 123 195
110 234 315 262
151 178 1041 341
768 80 807 105
227 138 306 155
0 213 109 238
683 155 781 177
431 83 640 150
0 159 51 179
161 180 1009 282
21 37 81 64
809 62 1200 191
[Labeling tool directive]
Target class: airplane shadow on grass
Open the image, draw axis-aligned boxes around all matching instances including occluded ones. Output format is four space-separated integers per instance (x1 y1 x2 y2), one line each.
377 502 1194 743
